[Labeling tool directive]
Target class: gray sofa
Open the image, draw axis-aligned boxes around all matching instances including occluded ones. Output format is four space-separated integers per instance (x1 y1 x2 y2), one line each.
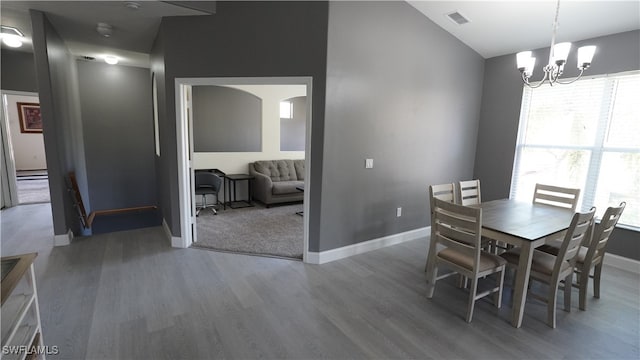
249 159 304 206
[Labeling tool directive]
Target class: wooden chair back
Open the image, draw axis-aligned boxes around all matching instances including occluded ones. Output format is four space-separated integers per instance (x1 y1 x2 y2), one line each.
432 198 483 275
429 183 456 209
458 179 481 206
584 202 626 266
533 183 581 211
554 208 596 275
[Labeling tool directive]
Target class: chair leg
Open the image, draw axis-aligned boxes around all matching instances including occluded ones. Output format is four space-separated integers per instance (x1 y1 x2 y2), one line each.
594 263 603 299
425 238 439 298
495 268 505 309
548 281 559 328
466 277 479 323
564 273 572 312
457 275 468 289
579 268 589 311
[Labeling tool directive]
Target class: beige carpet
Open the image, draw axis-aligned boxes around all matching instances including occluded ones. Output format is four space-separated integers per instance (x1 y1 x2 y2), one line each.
193 203 304 259
17 178 51 204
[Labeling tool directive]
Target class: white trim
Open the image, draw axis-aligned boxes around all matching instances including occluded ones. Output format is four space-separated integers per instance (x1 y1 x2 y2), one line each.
175 84 191 249
603 253 640 274
174 76 313 262
53 230 73 246
307 227 430 265
163 218 185 248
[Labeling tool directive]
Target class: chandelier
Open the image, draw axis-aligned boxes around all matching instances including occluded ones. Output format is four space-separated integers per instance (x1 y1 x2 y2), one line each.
516 0 596 88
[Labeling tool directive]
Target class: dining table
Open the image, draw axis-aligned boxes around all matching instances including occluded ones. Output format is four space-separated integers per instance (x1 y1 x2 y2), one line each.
471 199 574 328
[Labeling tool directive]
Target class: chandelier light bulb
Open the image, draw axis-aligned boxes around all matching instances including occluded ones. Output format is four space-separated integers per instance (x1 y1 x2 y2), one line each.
552 42 572 65
577 46 596 69
516 51 532 70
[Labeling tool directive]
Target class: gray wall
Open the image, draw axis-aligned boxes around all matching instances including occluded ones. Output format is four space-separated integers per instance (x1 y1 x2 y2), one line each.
76 60 158 233
192 86 262 152
1 49 38 93
150 27 173 236
319 2 484 251
30 10 90 236
152 1 328 246
280 96 306 151
474 30 640 260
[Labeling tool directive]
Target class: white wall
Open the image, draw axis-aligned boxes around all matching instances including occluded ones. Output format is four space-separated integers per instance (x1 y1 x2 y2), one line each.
193 84 306 174
4 94 47 171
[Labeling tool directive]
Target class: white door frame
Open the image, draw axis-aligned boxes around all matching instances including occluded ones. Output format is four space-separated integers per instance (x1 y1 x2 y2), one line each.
0 90 40 208
174 77 313 263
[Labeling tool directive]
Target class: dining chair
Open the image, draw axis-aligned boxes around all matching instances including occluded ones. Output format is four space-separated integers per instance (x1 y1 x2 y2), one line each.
458 179 481 206
500 207 596 328
457 179 502 255
574 203 626 310
426 183 457 271
535 184 581 254
532 183 581 211
425 198 506 323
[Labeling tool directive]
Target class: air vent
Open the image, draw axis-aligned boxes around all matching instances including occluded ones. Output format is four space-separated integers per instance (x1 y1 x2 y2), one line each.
446 11 470 25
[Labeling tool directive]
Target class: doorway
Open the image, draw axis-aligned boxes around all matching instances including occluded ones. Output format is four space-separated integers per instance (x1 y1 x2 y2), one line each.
175 77 313 262
1 91 49 208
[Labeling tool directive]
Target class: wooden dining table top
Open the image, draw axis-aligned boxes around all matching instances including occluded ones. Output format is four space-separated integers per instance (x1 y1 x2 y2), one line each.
472 199 574 241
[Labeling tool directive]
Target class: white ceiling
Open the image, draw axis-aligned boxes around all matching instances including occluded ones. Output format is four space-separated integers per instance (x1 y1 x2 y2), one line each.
1 1 639 67
408 1 640 58
1 1 211 67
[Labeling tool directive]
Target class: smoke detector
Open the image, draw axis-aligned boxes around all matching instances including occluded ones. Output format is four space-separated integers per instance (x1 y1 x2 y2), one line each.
96 22 113 38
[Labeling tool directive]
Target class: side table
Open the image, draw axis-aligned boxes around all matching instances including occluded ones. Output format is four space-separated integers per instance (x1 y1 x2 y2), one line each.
225 174 255 209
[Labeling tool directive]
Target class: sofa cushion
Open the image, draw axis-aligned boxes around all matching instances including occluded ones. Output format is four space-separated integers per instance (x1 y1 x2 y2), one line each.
272 181 304 195
294 160 305 180
253 160 298 181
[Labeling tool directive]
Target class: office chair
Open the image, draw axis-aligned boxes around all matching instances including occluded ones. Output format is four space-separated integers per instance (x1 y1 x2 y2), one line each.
195 171 222 216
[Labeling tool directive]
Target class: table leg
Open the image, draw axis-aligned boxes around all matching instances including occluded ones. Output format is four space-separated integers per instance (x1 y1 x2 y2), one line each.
512 243 534 328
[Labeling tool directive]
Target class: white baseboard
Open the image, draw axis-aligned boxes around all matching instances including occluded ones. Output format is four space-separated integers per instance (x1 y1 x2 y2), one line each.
53 230 73 246
307 226 430 265
163 218 185 248
603 253 640 274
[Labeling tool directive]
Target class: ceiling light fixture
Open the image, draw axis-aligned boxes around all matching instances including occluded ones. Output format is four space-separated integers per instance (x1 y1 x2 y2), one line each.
104 55 119 65
1 25 24 48
516 0 596 88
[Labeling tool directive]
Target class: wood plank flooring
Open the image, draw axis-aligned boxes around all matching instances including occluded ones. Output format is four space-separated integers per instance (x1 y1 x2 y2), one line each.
1 203 639 359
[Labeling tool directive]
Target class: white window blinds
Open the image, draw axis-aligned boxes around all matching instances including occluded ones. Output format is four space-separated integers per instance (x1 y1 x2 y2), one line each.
510 71 640 228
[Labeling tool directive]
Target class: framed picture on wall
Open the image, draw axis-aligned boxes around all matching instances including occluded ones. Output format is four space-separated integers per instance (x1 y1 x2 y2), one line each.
17 102 42 133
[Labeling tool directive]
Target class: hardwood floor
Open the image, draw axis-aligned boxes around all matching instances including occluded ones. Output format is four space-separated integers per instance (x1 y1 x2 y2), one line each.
2 203 639 359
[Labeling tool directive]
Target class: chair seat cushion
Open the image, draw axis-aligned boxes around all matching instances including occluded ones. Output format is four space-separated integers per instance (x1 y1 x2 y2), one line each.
500 248 570 276
272 181 304 195
438 248 506 272
538 241 591 264
536 239 563 255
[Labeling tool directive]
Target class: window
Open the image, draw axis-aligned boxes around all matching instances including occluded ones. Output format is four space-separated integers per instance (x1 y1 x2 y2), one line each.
280 100 292 119
511 71 640 228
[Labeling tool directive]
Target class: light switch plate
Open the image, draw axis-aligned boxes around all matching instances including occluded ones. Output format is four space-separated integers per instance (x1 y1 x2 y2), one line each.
365 158 374 169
